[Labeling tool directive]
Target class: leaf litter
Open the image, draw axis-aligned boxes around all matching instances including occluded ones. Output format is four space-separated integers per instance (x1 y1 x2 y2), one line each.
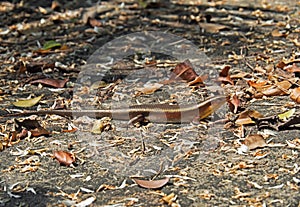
0 0 300 206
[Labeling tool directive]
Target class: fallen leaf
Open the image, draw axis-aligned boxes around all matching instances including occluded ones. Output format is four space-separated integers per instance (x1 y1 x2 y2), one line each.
235 110 263 125
30 126 50 137
290 87 300 103
271 29 287 37
170 60 199 83
12 95 43 107
278 108 295 121
228 94 240 113
218 66 234 85
132 177 169 189
261 80 291 96
248 80 269 91
53 151 75 166
42 40 61 50
188 75 208 86
30 78 68 88
243 134 267 150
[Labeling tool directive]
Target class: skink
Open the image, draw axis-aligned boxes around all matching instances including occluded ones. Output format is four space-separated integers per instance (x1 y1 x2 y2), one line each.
6 96 226 123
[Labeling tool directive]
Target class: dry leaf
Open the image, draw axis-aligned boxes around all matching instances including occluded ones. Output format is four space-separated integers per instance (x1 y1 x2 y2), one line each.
271 29 287 37
30 78 68 88
30 126 50 137
243 134 267 150
248 80 269 91
12 95 43 107
235 110 263 125
278 108 295 121
53 151 75 166
290 87 300 103
228 94 240 113
170 60 199 83
132 177 169 189
218 66 234 85
262 80 291 96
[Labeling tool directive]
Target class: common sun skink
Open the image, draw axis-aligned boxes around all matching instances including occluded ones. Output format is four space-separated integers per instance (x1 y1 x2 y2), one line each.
6 96 226 123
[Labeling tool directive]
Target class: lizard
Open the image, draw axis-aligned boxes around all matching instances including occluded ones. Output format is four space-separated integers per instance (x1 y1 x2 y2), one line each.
4 95 226 124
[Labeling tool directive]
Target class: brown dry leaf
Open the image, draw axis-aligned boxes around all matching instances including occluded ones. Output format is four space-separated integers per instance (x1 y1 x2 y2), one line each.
30 78 68 88
244 134 267 150
188 75 208 86
12 95 43 108
262 80 291 96
170 60 199 83
230 71 251 79
218 66 234 85
199 22 228 33
235 110 263 125
228 94 240 113
53 151 75 166
247 80 269 91
30 126 50 137
290 87 300 103
132 177 169 189
271 29 287 37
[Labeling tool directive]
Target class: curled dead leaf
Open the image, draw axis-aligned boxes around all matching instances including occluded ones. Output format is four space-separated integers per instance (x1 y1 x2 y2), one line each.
12 95 44 108
235 110 263 125
170 60 199 83
132 177 169 189
243 134 267 150
53 151 75 166
262 80 291 96
290 87 300 103
30 78 68 88
228 94 240 113
248 80 269 91
218 66 234 85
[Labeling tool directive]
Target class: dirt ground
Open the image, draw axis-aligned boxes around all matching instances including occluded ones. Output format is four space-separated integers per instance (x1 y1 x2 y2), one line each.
0 0 300 206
